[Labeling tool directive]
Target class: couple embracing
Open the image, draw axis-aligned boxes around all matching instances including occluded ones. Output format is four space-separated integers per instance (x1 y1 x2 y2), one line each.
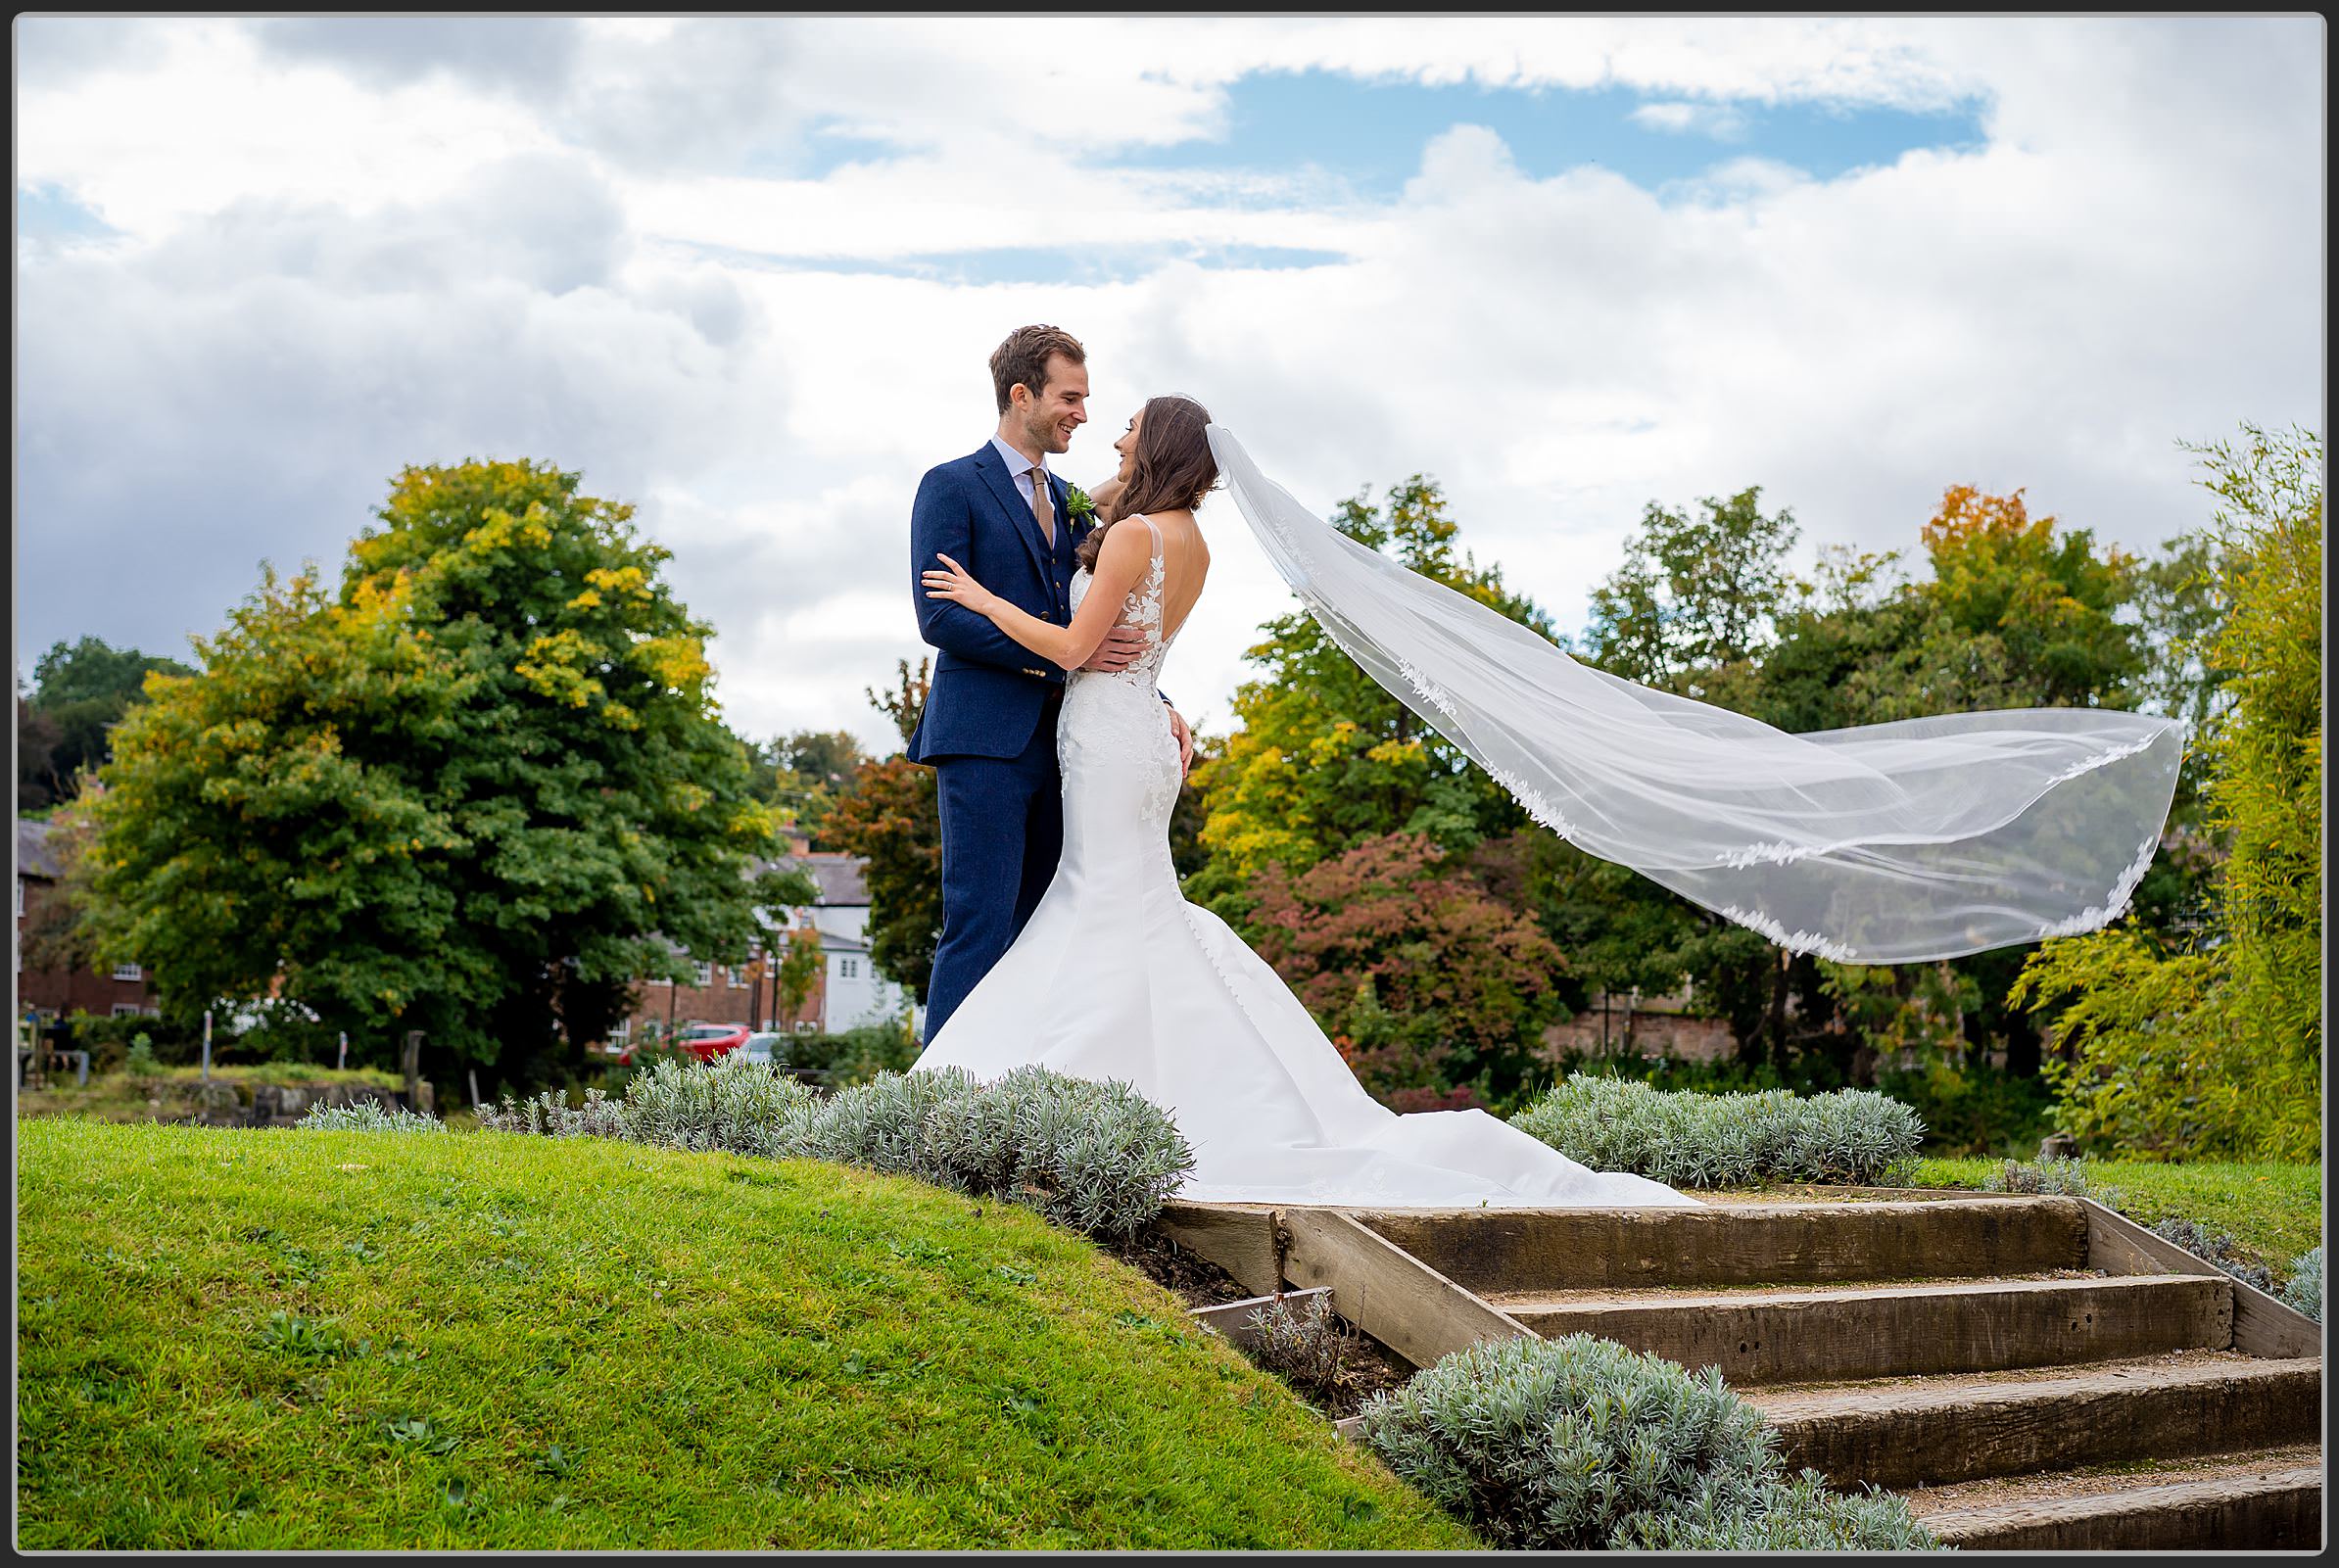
901 323 1692 1211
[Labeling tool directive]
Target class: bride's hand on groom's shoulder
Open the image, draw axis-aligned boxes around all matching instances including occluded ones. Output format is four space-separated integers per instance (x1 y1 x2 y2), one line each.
1089 476 1127 525
922 553 999 616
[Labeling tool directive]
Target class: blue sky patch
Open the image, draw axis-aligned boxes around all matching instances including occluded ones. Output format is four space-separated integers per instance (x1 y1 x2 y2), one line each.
1101 71 1991 199
17 181 120 243
660 237 1350 286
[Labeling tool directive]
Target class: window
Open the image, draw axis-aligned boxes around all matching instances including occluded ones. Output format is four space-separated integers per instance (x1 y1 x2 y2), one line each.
112 1003 144 1018
609 1021 632 1046
693 961 713 988
839 958 859 980
113 963 143 981
728 966 747 988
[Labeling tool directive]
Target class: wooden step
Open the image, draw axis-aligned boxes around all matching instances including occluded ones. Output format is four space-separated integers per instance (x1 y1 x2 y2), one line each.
1748 1352 2321 1489
1903 1446 2325 1550
1351 1197 2091 1293
1489 1271 2231 1385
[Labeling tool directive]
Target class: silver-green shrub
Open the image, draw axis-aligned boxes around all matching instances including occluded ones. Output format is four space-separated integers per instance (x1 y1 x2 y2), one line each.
296 1100 447 1134
1508 1074 1922 1188
2150 1216 2274 1293
786 1066 1195 1242
1608 1468 1947 1550
476 1058 1194 1244
2280 1246 2321 1321
620 1053 821 1156
475 1054 817 1155
1357 1332 1782 1549
1981 1153 2124 1206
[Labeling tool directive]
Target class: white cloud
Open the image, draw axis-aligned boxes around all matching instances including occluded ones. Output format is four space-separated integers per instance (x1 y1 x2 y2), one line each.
1629 100 1753 140
13 15 2323 766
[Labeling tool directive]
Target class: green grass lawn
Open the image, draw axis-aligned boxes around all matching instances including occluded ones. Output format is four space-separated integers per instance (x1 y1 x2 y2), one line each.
1911 1157 2324 1286
17 1119 1477 1550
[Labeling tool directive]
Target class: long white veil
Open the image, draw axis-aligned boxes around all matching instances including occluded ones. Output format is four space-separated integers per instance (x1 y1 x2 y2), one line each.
1205 424 2183 964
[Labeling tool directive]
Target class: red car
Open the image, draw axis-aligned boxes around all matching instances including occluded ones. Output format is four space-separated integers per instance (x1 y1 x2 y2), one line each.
613 1022 749 1067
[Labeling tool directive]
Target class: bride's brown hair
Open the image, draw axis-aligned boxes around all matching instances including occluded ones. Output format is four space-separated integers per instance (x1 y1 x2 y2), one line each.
1076 395 1216 572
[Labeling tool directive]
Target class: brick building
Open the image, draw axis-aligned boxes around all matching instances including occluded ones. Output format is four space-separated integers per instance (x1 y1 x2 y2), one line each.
15 816 160 1026
607 838 917 1053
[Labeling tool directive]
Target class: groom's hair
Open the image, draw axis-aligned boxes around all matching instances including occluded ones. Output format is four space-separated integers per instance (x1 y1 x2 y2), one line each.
990 325 1086 414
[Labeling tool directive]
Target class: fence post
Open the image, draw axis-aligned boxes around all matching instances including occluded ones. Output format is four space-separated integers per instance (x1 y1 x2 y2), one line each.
403 1029 423 1106
201 1010 213 1083
338 1030 348 1071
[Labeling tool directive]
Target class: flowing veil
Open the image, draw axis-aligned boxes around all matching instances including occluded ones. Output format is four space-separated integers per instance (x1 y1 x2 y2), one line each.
1204 424 2183 965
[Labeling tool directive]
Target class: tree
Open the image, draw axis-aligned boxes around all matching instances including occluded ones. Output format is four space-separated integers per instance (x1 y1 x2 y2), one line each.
760 728 871 847
773 926 824 1022
82 458 805 1091
824 659 942 1004
2011 424 2321 1161
1249 832 1571 1108
1581 487 1800 695
17 693 64 812
17 637 197 808
1187 476 1555 923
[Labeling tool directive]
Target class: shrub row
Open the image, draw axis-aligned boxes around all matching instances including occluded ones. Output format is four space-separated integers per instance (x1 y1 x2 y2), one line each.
1358 1333 1941 1550
465 1054 1194 1243
1981 1152 2124 1203
1508 1073 1924 1188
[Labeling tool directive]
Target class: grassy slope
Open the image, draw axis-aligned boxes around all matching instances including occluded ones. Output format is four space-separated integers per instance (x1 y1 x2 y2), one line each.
1912 1157 2324 1283
17 1120 1476 1551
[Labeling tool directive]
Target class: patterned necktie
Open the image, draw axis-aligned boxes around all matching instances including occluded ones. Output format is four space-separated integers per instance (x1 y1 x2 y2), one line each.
1029 464 1056 548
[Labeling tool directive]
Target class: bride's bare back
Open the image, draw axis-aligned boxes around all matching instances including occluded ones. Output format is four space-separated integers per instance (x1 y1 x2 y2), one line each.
1122 509 1209 647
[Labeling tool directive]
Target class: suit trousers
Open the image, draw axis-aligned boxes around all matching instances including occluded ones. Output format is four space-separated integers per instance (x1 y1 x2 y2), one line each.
923 687 1065 1044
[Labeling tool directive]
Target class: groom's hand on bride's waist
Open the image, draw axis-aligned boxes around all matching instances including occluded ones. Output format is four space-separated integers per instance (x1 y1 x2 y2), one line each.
1168 706 1193 776
1079 626 1149 673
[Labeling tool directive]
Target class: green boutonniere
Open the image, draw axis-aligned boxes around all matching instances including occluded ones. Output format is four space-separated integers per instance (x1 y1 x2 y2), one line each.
1063 483 1097 524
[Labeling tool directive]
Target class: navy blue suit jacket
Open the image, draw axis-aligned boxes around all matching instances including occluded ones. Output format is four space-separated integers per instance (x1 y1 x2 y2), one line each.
906 443 1172 763
906 443 1084 763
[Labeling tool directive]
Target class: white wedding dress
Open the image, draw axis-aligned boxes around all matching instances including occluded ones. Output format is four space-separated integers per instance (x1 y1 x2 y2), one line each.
912 516 1695 1210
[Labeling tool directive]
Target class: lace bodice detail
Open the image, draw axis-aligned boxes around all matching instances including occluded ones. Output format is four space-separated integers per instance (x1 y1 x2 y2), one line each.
1068 516 1177 690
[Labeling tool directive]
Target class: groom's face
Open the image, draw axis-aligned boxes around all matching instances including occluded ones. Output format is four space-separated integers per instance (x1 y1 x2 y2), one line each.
1013 354 1089 454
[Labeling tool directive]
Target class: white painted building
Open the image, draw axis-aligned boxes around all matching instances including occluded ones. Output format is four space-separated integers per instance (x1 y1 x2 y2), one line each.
756 847 920 1035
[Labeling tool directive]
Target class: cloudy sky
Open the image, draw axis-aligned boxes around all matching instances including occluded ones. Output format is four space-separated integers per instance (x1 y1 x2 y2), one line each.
13 15 2323 756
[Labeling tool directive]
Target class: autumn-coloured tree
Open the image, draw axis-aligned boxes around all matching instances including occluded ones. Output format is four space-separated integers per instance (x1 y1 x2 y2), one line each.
824 659 943 1004
1248 832 1569 1107
1186 476 1554 924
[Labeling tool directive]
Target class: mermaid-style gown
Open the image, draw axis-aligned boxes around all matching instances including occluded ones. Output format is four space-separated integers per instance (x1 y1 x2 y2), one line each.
912 517 1695 1210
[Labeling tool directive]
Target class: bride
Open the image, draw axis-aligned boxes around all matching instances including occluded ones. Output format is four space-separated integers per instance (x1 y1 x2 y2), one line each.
915 395 1696 1209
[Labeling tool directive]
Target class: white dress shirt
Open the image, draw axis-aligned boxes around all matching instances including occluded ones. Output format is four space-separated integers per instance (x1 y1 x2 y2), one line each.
988 434 1052 507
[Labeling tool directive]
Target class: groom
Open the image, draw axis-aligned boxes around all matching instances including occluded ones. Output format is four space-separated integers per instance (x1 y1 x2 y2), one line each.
907 324 1192 1044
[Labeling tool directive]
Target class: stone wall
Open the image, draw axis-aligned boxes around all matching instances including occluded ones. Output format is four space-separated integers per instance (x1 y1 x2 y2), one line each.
131 1077 437 1127
1544 1010 1738 1064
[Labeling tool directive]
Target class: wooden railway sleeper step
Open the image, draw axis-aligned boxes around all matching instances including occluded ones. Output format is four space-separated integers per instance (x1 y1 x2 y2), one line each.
1900 1444 2325 1551
1746 1351 2322 1491
1487 1271 2233 1385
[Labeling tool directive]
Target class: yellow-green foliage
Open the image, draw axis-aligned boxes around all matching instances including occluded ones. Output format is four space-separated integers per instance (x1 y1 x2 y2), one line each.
2014 424 2321 1162
77 458 808 1078
17 1120 1475 1551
